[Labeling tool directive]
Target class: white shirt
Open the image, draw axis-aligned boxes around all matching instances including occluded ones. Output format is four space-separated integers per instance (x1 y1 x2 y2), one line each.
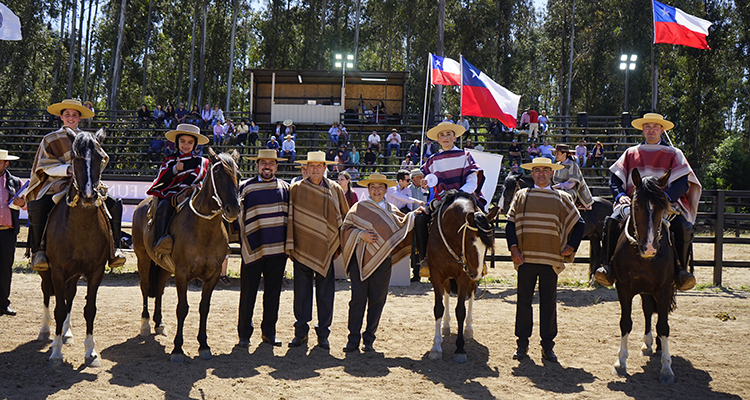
368 133 380 145
386 184 421 210
282 139 295 152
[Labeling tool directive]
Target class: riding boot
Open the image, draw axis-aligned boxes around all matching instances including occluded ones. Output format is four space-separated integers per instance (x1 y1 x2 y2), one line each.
594 216 620 287
27 197 56 271
671 216 696 291
153 199 175 256
414 211 431 278
105 197 127 269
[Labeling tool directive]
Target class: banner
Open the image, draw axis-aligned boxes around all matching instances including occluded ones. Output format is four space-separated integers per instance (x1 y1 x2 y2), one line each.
0 2 22 41
460 57 521 130
653 0 711 49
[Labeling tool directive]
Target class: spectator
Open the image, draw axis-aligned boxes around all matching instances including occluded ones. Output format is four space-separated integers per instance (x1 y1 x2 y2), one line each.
83 101 95 128
527 141 541 160
0 149 23 317
164 104 176 129
248 121 260 146
212 104 225 126
367 130 381 154
408 140 420 164
376 100 386 123
400 156 414 169
281 134 296 163
223 119 235 143
284 119 295 136
590 141 605 168
519 108 530 130
273 122 283 141
386 128 402 157
266 135 279 151
527 108 539 141
235 120 249 146
442 113 454 123
328 122 340 147
508 138 522 166
350 145 361 165
464 138 475 149
458 115 470 136
163 139 175 157
538 139 555 161
333 149 345 173
147 135 165 161
575 139 588 167
363 147 377 172
337 171 359 208
538 110 550 133
488 119 501 142
344 164 360 181
137 104 151 128
213 122 225 145
338 123 349 146
187 105 201 126
386 169 425 214
153 104 165 128
201 104 214 128
339 144 351 165
175 103 189 125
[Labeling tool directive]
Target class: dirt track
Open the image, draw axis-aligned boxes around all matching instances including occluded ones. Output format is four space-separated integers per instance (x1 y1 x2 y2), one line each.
0 246 748 400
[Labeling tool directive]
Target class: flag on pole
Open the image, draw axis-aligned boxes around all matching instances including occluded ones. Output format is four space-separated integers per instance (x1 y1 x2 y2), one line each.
653 0 711 50
430 53 461 86
0 2 22 41
460 57 521 130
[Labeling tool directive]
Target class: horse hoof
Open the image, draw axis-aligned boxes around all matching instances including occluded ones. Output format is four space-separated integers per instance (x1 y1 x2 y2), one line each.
62 336 73 345
199 349 212 360
38 331 51 342
641 348 653 357
658 374 675 384
429 351 442 360
441 327 451 336
48 358 64 369
464 329 474 340
453 353 468 363
155 326 166 336
139 328 150 337
86 356 101 367
613 367 627 376
170 353 184 363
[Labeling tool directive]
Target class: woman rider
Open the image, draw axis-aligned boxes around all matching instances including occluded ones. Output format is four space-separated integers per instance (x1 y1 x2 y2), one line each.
147 124 210 255
552 143 593 210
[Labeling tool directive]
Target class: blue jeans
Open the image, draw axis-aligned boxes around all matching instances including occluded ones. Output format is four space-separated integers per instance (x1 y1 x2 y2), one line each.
387 143 400 157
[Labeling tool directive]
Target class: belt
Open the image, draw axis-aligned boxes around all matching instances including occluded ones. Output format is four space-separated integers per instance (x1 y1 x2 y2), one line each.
0 226 11 231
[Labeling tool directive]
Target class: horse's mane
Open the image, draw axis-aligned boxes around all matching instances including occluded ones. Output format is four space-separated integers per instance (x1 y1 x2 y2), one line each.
636 176 671 212
441 190 494 247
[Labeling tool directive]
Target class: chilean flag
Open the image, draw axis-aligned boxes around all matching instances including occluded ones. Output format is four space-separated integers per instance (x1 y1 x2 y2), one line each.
653 0 712 50
460 57 520 130
430 53 461 86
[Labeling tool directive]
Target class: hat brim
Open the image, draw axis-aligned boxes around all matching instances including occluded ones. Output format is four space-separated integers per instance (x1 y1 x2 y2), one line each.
426 123 466 141
165 128 210 145
358 178 397 187
47 102 95 119
246 155 287 161
520 161 565 171
0 155 20 161
296 159 336 165
631 117 674 131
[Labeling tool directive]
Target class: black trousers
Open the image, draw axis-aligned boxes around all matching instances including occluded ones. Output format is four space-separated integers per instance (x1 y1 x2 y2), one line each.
237 254 288 341
293 259 335 339
515 263 558 351
0 229 17 309
346 255 392 346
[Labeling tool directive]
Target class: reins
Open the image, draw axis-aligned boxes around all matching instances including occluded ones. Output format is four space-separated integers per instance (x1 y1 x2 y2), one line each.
436 198 490 278
189 161 225 220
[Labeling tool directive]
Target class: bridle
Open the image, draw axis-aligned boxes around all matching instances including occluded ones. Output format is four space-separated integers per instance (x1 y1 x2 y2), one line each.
436 199 492 279
66 146 108 208
189 161 232 220
623 197 672 246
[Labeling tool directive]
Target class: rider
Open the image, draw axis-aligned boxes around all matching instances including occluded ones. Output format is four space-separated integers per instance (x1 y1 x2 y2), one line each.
594 113 701 291
147 123 210 256
414 121 485 278
25 99 126 271
551 143 594 210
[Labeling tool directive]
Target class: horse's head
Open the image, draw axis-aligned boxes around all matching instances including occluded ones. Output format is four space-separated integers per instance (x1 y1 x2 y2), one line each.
206 147 241 222
499 172 533 215
68 128 108 208
629 168 672 258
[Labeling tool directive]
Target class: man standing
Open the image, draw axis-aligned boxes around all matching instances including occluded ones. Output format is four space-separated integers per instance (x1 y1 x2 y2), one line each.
595 113 700 291
386 169 425 214
0 150 23 316
286 151 350 349
237 149 290 348
341 174 415 352
506 157 585 363
527 108 539 141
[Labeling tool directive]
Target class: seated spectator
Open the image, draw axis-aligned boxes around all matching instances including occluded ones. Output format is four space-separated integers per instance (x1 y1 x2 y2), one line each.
350 145 361 165
363 147 377 171
164 104 176 128
235 120 249 146
333 149 345 172
575 139 588 167
137 104 151 128
280 134 296 163
464 138 474 149
338 123 349 146
488 119 501 142
163 139 175 157
526 141 541 160
508 138 522 166
386 128 401 157
538 139 555 161
344 164 360 181
147 135 165 161
408 140 420 164
518 108 530 130
510 161 520 174
201 104 214 128
273 121 283 141
339 144 351 165
474 142 485 152
538 110 550 133
213 122 225 145
328 122 340 147
590 141 605 168
175 103 189 125
368 130 382 154
248 121 259 146
223 119 235 143
212 105 224 126
153 104 165 127
442 113 454 123
400 156 414 169
187 105 202 126
266 135 279 151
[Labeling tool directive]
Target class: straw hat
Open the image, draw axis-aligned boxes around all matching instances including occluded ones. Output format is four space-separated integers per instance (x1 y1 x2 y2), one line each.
0 149 19 161
246 149 286 161
284 134 294 140
520 157 564 171
283 119 293 127
47 99 95 119
409 168 424 177
296 150 335 165
165 123 210 145
358 173 397 188
631 113 674 131
426 121 466 141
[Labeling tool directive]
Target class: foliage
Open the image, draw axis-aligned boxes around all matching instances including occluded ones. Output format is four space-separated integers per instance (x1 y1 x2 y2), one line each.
704 134 750 190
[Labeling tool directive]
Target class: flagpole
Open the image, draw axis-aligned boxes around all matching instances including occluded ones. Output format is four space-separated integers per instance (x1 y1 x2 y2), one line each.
459 54 463 147
420 53 432 166
651 0 657 112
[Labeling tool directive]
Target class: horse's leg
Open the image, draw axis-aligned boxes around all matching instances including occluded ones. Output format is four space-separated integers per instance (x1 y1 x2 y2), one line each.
656 294 674 383
62 278 77 343
429 283 445 360
197 275 220 360
441 291 451 336
139 260 152 337
464 289 475 340
49 270 68 366
38 271 53 341
83 267 104 367
588 233 601 283
613 292 633 376
453 284 468 364
640 294 655 356
171 276 189 363
154 267 171 336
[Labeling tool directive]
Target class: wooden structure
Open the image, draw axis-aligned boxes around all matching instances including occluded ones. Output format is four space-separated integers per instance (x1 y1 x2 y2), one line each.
244 69 409 124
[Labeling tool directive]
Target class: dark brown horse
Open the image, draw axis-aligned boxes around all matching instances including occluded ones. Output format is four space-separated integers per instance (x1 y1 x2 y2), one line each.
42 128 111 367
427 191 499 363
132 148 240 363
611 169 677 383
499 172 613 279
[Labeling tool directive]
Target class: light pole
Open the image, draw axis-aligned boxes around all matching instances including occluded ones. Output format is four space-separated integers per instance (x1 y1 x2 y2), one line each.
620 54 637 112
335 53 354 108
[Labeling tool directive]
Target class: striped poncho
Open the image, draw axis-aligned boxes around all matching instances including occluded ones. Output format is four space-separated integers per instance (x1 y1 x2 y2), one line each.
340 199 415 281
26 127 78 203
238 177 290 264
147 153 209 199
421 148 486 206
553 158 594 208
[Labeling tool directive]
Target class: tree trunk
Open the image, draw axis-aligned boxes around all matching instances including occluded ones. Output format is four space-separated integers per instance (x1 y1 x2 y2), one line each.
353 0 361 63
141 0 154 103
52 0 68 92
197 0 208 108
433 0 445 120
318 0 326 70
82 0 97 101
109 0 127 110
565 0 576 117
66 0 78 98
188 0 199 107
225 0 239 112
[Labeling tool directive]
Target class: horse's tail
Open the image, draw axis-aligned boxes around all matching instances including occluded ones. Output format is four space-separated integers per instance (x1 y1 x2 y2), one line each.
147 261 162 298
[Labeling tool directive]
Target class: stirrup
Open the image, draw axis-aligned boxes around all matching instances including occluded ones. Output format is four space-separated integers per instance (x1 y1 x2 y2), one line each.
676 270 696 291
154 235 174 256
594 265 614 287
31 251 49 272
109 249 127 269
419 259 430 278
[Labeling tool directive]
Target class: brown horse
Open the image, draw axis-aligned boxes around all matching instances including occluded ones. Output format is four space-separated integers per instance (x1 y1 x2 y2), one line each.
132 148 240 363
611 169 677 383
42 128 111 367
427 191 499 363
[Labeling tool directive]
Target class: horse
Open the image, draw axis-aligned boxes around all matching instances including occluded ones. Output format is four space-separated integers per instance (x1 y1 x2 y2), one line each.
498 172 613 278
132 148 240 363
427 191 499 363
611 169 677 383
41 128 111 367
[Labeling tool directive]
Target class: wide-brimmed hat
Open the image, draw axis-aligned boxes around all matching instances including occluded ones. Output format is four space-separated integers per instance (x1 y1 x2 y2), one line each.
47 99 95 119
358 173 397 188
165 123 210 145
0 149 19 161
284 134 294 140
283 119 293 127
520 157 564 171
444 113 453 118
410 168 424 177
297 150 335 165
247 149 286 161
554 144 573 153
426 121 466 140
631 113 674 131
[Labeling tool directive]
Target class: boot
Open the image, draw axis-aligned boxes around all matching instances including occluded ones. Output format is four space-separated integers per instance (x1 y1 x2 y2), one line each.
672 216 696 291
153 199 175 256
414 212 431 278
27 197 55 271
594 216 620 287
106 197 127 269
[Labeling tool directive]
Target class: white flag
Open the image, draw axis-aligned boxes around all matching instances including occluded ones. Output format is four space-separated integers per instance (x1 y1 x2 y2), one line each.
0 2 23 41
